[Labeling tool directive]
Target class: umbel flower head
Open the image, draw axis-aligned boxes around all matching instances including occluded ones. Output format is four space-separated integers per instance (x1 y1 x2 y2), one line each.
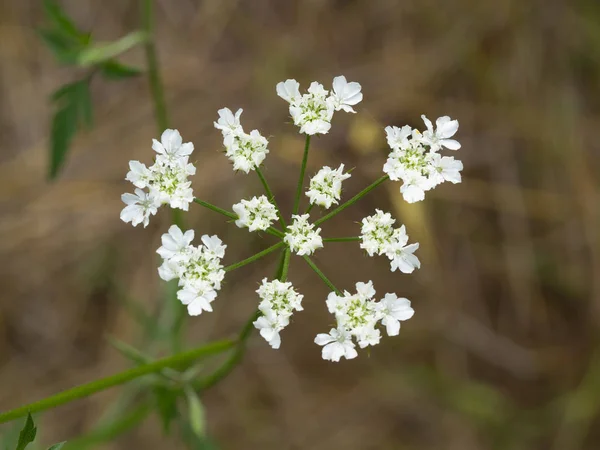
276 76 363 135
214 107 269 173
157 225 226 316
306 163 352 209
120 129 196 227
232 195 278 232
315 281 414 361
383 115 463 203
253 278 304 349
360 210 421 273
284 214 323 256
121 73 464 363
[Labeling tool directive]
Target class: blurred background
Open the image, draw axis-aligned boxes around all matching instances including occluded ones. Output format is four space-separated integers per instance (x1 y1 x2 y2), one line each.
2 0 600 448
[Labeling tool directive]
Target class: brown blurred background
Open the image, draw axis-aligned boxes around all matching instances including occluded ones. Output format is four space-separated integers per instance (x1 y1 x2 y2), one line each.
2 0 600 448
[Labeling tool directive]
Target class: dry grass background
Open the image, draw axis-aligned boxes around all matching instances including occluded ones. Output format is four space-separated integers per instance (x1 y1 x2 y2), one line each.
1 0 600 448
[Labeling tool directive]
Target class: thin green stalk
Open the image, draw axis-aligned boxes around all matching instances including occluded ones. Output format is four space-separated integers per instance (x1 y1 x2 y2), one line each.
193 198 284 238
280 248 291 281
0 340 234 424
302 256 342 295
224 242 285 272
305 203 314 215
256 166 287 229
142 0 168 132
292 135 311 215
315 175 389 226
323 237 361 242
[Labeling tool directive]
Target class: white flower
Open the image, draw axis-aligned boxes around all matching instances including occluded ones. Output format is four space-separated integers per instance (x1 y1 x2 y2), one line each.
156 227 226 316
421 115 461 151
253 278 303 349
385 125 412 150
360 209 396 256
314 328 358 362
276 79 301 104
120 188 160 227
356 326 381 348
376 293 414 336
201 235 227 258
428 153 463 185
284 214 323 255
126 161 152 189
278 77 360 136
232 195 278 232
330 76 363 113
253 309 288 349
383 116 462 203
216 110 269 173
177 282 217 316
152 129 194 162
385 226 420 273
306 164 351 209
157 225 194 260
214 107 243 136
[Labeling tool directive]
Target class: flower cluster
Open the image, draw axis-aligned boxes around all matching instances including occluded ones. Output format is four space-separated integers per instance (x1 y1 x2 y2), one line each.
121 129 196 227
306 163 352 209
284 214 323 256
157 225 226 316
360 209 420 273
276 76 362 135
315 281 414 361
232 195 278 232
383 115 463 203
214 108 269 173
253 278 304 349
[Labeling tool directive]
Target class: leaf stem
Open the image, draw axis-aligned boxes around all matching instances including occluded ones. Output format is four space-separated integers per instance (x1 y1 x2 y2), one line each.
323 237 361 242
292 135 311 215
224 242 285 272
280 248 291 281
314 175 389 226
142 0 168 132
0 340 234 424
302 256 342 295
256 166 287 229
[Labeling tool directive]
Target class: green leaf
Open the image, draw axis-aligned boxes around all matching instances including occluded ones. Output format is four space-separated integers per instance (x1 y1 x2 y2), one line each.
77 31 148 67
47 443 66 450
37 29 80 65
100 60 143 80
106 336 151 366
185 387 206 438
15 413 37 450
43 0 81 40
75 80 93 129
49 100 78 179
153 386 179 434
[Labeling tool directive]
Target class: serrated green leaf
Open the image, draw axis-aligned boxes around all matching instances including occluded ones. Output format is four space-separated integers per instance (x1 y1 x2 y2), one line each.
100 60 143 80
49 100 78 179
153 386 179 434
47 443 66 450
15 413 37 450
185 387 206 438
77 31 148 67
43 0 81 40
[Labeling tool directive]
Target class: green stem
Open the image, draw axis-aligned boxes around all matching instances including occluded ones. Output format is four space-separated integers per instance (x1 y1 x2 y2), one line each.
280 248 291 281
305 203 314 215
256 166 287 229
302 256 342 295
193 198 284 238
224 242 285 272
292 135 311 215
315 175 389 226
323 237 361 242
142 0 168 132
0 340 234 424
